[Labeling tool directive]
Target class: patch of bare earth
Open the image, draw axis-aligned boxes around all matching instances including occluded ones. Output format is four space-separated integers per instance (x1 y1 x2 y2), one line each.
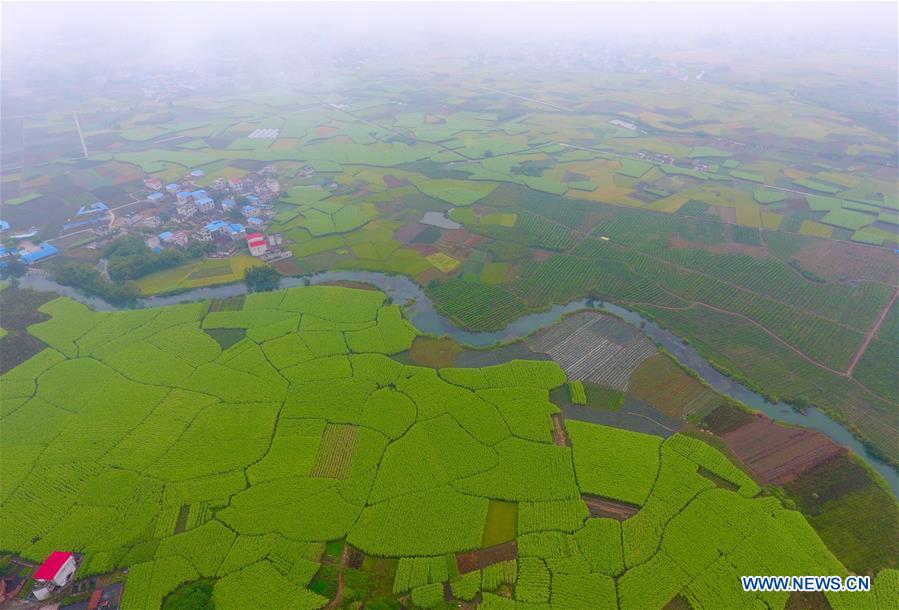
668 234 770 259
456 541 518 574
720 416 845 484
793 239 898 284
581 495 640 520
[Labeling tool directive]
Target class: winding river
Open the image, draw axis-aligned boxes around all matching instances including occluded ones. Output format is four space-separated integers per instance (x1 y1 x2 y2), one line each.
16 270 898 494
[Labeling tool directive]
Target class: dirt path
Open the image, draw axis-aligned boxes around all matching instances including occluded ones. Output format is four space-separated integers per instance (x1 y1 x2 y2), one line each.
72 111 88 158
642 301 851 377
326 545 351 610
846 289 898 376
581 494 640 520
551 414 570 446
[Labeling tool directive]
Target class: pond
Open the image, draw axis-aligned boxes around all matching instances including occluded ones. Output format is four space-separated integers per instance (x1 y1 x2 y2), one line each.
16 270 897 494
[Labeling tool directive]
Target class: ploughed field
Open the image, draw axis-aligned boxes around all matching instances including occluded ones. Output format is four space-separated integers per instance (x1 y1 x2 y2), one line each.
1 285 897 609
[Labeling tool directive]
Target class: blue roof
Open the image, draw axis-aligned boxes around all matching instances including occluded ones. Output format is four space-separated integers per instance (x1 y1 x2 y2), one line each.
158 231 174 240
191 189 207 197
76 202 109 215
195 196 214 205
0 220 9 231
248 216 264 224
242 205 258 213
228 223 245 232
191 170 205 177
206 220 227 231
166 183 179 189
148 192 164 200
20 242 59 264
246 195 260 201
178 191 192 198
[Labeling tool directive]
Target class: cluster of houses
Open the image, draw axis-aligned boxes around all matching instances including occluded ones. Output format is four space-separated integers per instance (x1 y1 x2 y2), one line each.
2 163 300 271
133 166 289 258
0 219 60 268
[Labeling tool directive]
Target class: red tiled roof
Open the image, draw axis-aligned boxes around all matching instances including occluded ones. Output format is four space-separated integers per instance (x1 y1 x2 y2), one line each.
33 551 73 580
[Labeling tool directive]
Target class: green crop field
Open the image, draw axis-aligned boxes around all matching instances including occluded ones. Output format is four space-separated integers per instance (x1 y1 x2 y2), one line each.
2 285 891 609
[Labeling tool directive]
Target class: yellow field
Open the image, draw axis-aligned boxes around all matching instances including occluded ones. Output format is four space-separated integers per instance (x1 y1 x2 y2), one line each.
135 255 263 295
760 211 783 230
426 252 460 273
799 220 834 238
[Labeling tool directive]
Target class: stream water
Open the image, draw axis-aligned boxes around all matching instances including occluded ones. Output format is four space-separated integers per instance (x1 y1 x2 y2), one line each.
16 270 898 494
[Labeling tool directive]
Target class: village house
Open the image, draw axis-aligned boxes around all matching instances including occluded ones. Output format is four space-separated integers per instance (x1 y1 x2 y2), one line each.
76 202 109 216
143 176 163 191
176 201 197 219
228 177 243 192
196 195 216 214
246 232 268 257
171 231 190 247
31 551 77 601
227 223 246 239
143 215 162 228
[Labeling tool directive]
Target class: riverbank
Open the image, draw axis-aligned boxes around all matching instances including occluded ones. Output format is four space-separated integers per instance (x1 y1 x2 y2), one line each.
13 270 898 494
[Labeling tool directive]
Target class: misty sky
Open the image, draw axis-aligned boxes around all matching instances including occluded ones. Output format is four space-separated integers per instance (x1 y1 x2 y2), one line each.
3 1 897 67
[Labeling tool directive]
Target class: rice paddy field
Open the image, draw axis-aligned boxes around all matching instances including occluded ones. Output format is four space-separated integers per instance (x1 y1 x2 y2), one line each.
1 284 896 609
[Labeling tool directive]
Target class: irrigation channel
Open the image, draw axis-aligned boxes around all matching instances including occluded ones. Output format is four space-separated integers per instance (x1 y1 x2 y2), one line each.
17 270 899 494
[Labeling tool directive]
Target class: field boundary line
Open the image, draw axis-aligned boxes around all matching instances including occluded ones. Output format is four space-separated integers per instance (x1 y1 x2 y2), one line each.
846 289 899 376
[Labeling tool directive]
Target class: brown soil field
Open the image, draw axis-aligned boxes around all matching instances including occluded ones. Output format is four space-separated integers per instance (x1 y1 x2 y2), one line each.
793 239 898 284
441 228 475 244
456 540 518 575
382 175 409 189
700 403 756 435
465 234 486 248
273 257 303 275
711 205 737 224
721 416 845 484
408 336 461 368
551 414 570 447
393 221 428 243
669 235 770 259
581 494 640 521
627 354 716 418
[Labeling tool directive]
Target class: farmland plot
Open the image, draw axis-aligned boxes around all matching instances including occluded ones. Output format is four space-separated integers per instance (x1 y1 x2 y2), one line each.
526 311 657 389
0 285 891 609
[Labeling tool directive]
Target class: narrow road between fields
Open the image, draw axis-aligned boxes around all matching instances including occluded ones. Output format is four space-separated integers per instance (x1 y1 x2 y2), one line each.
326 545 350 609
459 82 574 112
73 111 88 158
846 289 898 376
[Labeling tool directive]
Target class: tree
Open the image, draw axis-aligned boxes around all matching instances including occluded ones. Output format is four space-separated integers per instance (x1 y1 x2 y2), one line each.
1 257 25 279
53 262 139 305
245 265 281 292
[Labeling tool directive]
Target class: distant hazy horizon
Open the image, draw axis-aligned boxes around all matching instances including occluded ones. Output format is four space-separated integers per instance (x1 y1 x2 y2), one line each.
3 2 897 70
